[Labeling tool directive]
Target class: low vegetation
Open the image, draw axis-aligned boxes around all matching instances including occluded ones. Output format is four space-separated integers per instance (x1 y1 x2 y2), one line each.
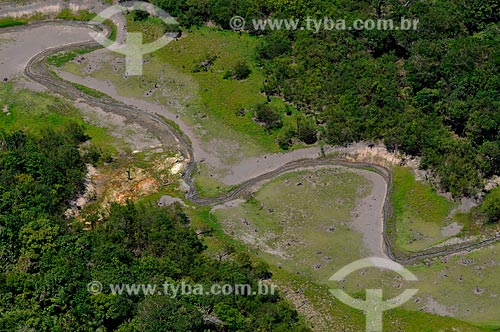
47 48 98 67
390 166 457 252
481 187 500 223
55 8 95 21
224 60 252 80
126 10 178 43
0 17 26 28
0 83 117 155
210 168 496 330
69 81 108 99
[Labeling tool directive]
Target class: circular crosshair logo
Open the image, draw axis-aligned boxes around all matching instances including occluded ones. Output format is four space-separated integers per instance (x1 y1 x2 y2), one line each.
329 257 419 332
88 1 179 76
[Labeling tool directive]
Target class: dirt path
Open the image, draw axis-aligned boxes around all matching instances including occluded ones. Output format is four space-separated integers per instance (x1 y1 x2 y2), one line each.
1 21 499 265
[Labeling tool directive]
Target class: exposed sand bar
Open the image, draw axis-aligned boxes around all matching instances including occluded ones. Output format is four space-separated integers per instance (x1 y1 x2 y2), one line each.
0 0 107 18
0 24 93 80
350 168 387 257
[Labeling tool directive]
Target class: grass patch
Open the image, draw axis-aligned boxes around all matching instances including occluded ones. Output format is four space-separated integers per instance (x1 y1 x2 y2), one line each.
269 266 488 332
126 11 176 43
56 9 95 21
0 17 27 28
47 48 98 67
69 82 107 99
0 8 117 31
0 82 117 155
390 166 457 252
187 206 248 258
104 19 117 42
406 241 500 328
198 164 499 328
156 27 316 155
158 27 276 150
45 17 116 68
193 163 234 198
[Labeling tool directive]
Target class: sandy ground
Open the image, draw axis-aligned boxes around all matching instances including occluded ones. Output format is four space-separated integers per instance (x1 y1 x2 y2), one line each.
56 69 211 158
0 20 161 151
0 24 92 80
349 168 387 257
0 0 109 18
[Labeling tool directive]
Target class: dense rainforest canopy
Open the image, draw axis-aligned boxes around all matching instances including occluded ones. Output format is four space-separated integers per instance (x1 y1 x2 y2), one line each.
0 127 308 331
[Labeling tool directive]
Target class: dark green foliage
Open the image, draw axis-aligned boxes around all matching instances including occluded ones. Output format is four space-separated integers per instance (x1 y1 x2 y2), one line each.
296 116 317 145
233 61 251 79
257 32 292 60
255 103 282 130
224 60 252 80
81 144 103 165
460 0 500 32
133 296 205 331
1 200 309 331
0 127 308 332
148 0 499 196
481 187 500 223
0 127 86 262
277 130 293 150
131 10 150 22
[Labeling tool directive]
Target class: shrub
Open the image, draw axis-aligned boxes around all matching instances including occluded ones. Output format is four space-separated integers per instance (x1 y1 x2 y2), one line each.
481 187 500 223
255 103 282 130
224 61 251 80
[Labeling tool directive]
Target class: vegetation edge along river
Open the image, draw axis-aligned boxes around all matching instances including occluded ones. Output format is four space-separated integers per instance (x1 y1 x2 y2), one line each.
6 20 497 265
